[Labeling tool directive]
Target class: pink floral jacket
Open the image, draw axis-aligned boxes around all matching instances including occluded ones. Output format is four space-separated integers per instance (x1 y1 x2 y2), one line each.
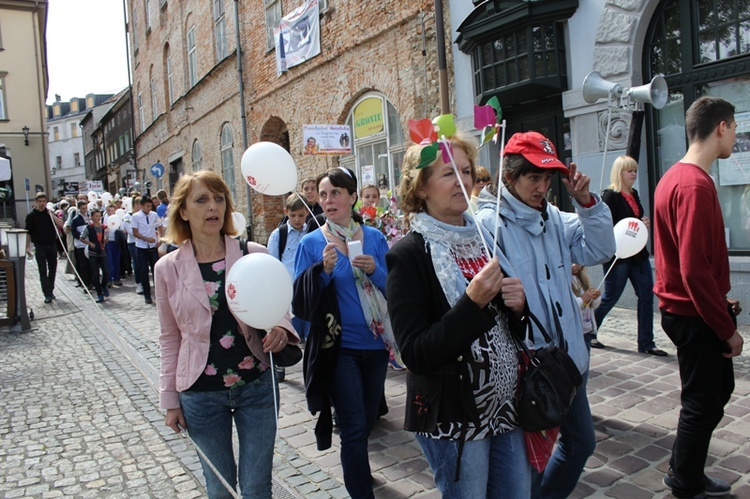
155 235 297 409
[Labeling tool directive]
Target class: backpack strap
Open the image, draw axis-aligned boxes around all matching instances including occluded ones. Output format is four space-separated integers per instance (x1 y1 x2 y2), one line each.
278 224 289 257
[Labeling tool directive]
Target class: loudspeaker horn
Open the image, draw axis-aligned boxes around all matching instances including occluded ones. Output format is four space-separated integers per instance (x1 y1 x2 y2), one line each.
582 71 623 104
626 74 668 109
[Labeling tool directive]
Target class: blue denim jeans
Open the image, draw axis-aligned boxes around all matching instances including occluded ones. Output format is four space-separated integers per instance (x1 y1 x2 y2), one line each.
128 242 141 284
661 311 735 498
535 368 595 499
179 369 278 499
595 258 656 351
106 240 121 281
330 348 389 499
417 427 531 498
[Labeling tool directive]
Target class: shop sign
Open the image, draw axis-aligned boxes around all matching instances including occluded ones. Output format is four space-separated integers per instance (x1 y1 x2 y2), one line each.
353 97 384 139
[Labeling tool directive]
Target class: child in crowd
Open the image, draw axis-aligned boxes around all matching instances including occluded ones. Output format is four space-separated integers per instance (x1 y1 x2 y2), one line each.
268 194 309 381
360 184 380 209
572 263 602 347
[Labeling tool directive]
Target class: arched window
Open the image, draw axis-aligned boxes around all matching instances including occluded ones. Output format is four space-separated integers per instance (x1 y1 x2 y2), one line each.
646 0 750 253
187 25 197 87
213 0 227 60
220 124 235 199
164 44 174 105
149 65 158 120
192 139 202 171
342 93 405 200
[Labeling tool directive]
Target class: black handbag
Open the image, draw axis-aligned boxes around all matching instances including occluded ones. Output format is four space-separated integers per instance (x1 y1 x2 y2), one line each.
513 311 583 432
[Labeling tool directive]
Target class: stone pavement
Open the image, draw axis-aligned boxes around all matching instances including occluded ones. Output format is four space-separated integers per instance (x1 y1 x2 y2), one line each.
1 255 749 498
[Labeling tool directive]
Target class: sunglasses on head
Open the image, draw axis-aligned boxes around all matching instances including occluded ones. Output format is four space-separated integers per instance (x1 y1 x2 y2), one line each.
477 177 491 183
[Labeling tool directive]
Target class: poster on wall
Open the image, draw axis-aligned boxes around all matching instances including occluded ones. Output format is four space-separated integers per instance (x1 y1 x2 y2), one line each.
274 0 320 76
302 124 353 155
718 111 750 186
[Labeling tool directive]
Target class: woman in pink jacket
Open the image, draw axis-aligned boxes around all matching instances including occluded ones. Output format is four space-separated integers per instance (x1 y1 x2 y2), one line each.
155 170 297 498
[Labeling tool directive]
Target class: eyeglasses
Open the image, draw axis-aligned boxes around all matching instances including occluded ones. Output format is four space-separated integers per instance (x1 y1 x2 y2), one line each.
477 177 491 183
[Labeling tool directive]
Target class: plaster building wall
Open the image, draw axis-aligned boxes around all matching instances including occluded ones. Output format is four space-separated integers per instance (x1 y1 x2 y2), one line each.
47 114 85 194
0 0 49 224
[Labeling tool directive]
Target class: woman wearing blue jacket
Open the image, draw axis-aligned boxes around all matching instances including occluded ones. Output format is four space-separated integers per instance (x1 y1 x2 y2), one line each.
476 131 615 498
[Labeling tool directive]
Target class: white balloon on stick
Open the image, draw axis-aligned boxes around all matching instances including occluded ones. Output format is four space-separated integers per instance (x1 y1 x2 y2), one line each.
101 192 113 204
46 202 54 211
225 253 293 330
232 212 247 236
107 214 122 230
121 197 132 212
597 217 649 290
115 208 126 218
241 142 298 196
87 191 98 201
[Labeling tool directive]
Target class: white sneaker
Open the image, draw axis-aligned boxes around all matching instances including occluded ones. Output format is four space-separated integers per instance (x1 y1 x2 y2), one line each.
136 283 144 295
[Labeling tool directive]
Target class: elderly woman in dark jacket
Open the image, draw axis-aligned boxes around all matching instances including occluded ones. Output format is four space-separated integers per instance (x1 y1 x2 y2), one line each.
386 133 529 497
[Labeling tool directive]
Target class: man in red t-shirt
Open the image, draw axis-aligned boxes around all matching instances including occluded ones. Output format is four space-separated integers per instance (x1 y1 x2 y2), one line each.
653 96 743 499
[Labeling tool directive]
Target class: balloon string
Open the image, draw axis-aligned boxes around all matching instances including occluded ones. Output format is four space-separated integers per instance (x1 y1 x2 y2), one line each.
596 257 618 291
492 120 507 258
439 136 491 258
294 191 323 230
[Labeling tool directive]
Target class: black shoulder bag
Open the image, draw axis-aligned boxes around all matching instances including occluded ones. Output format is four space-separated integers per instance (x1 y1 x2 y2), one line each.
513 311 583 432
239 239 302 367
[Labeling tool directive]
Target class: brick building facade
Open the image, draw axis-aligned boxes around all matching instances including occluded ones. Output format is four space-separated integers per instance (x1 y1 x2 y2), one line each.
127 0 451 242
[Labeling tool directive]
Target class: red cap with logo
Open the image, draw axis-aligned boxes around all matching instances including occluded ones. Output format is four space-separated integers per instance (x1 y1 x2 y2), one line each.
505 131 569 174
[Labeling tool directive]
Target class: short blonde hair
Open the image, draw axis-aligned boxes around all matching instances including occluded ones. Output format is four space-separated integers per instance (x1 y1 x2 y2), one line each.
608 155 638 192
398 133 478 216
164 170 238 244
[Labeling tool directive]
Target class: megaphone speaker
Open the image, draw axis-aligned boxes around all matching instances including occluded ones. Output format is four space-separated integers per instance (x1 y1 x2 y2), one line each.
582 71 623 104
627 74 668 109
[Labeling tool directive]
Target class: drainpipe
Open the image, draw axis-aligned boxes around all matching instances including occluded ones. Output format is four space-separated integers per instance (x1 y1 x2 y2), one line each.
234 0 253 240
434 0 450 114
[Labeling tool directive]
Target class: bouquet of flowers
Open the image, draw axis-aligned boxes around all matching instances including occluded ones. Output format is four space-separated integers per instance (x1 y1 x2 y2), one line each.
359 195 407 247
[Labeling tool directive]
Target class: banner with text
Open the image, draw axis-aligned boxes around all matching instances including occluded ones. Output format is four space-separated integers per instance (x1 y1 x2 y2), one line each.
303 124 352 156
274 0 320 76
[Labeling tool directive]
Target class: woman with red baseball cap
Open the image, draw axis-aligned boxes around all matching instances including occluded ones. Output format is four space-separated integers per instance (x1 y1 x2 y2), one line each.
476 131 616 498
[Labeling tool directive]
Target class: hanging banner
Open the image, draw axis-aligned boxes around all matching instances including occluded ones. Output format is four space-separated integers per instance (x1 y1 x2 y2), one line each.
274 0 320 76
302 124 352 156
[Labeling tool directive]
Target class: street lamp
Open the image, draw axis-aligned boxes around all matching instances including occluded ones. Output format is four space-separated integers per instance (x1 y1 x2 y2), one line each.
22 126 30 146
6 228 32 333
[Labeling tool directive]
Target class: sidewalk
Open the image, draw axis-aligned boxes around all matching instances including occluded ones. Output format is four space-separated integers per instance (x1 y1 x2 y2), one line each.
1 257 749 498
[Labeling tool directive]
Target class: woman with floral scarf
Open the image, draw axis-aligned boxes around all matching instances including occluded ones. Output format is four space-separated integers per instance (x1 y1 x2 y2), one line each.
294 167 393 499
386 133 530 497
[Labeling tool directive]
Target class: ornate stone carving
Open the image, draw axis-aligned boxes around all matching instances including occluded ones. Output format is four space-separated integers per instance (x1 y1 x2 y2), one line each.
597 109 631 151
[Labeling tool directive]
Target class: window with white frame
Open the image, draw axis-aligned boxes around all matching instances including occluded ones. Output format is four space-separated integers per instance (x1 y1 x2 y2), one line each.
220 125 235 198
166 48 174 104
53 126 60 141
74 152 80 167
137 90 145 131
0 75 6 119
132 7 139 51
214 0 227 60
264 0 282 51
192 139 202 171
150 73 158 119
187 26 197 87
145 0 152 32
56 156 62 170
70 122 78 138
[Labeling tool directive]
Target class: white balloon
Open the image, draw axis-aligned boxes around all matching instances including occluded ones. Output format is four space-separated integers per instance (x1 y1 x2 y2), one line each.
121 197 132 212
101 192 113 204
87 201 96 212
613 217 648 259
225 253 292 330
46 202 54 211
241 142 298 196
115 208 126 218
87 191 98 201
232 212 247 235
107 214 122 230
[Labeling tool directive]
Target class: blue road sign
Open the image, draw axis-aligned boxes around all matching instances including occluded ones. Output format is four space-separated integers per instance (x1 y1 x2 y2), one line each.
150 162 165 178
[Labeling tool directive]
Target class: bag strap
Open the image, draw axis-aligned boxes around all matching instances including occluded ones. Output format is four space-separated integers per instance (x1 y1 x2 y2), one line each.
278 224 289 256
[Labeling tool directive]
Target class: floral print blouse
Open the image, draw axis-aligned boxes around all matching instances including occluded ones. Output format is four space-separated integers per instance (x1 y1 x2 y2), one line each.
187 259 266 392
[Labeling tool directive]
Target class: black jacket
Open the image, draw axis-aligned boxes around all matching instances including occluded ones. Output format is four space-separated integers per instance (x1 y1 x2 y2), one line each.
292 260 341 451
385 232 523 433
601 188 649 263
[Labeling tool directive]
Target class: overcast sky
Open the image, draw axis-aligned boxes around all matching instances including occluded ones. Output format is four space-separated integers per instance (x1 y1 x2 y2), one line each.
45 0 130 105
